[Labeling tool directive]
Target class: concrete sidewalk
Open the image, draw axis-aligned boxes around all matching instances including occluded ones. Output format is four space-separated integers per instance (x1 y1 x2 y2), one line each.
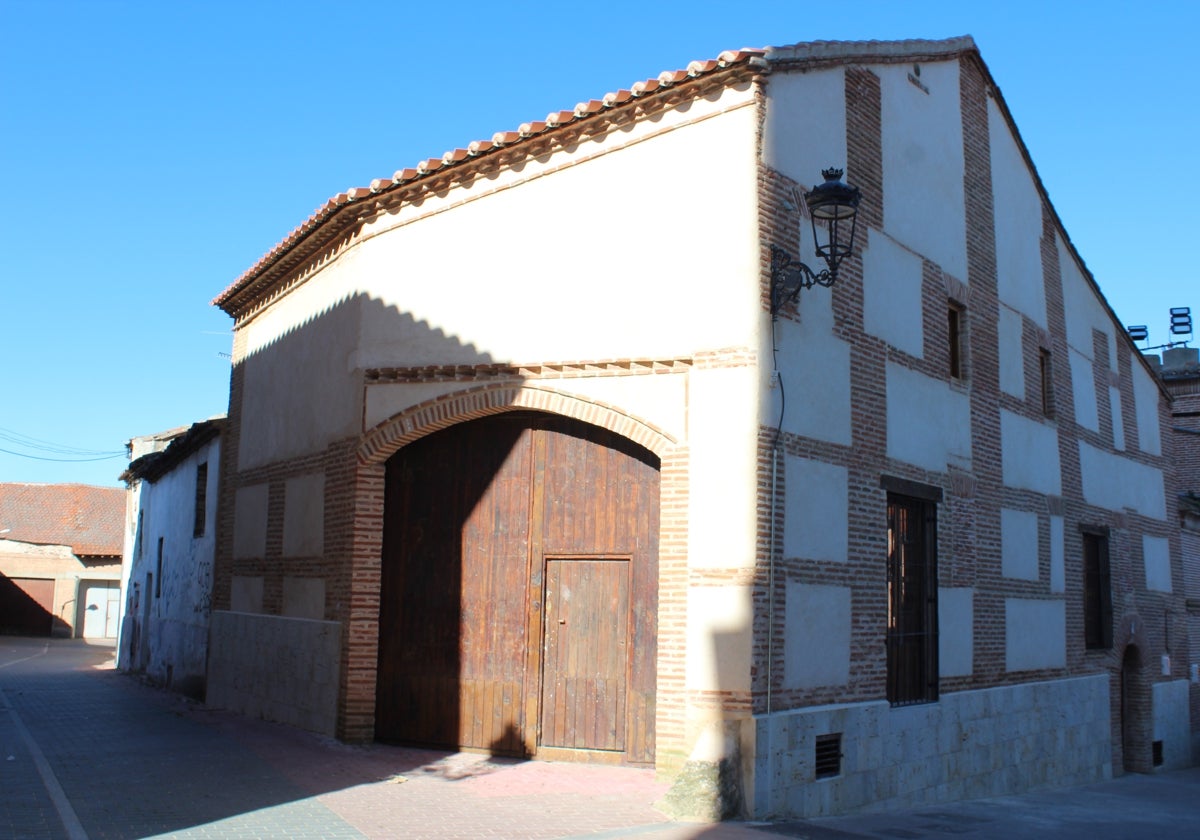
3 637 1199 839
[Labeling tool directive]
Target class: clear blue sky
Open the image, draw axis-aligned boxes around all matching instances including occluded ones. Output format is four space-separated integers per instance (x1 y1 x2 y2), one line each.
1 1 1195 487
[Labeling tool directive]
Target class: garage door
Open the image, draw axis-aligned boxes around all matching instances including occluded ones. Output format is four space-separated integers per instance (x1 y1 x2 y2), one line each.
0 576 55 636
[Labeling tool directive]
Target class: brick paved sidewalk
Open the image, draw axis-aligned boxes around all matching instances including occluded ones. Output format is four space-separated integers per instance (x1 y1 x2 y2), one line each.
2 638 769 840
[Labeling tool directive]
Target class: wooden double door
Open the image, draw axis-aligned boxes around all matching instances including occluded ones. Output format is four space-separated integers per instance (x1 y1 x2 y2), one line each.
376 412 660 764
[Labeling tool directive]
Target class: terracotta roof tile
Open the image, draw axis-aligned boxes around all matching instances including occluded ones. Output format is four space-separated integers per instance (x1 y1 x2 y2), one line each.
212 46 768 311
0 483 124 557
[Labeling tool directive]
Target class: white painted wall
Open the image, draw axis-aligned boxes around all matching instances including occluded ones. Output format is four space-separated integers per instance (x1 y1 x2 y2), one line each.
762 67 847 192
1001 508 1039 581
1059 234 1116 371
862 231 924 358
772 310 852 447
236 87 761 470
1005 598 1066 671
1131 362 1162 455
1110 385 1126 451
687 585 752 692
1069 348 1099 432
1077 441 1166 519
689 366 760 570
1143 535 1172 593
938 587 974 677
988 98 1045 326
887 363 972 473
283 473 325 557
998 306 1025 398
233 484 268 560
1050 515 1065 593
784 582 851 689
879 61 967 282
121 437 220 694
1000 410 1062 495
784 457 848 563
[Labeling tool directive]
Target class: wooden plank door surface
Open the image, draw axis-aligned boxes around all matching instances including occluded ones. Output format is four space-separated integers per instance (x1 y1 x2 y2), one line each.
539 558 630 751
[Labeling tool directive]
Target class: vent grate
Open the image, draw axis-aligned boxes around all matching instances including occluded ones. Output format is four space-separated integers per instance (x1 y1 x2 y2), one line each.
815 733 842 779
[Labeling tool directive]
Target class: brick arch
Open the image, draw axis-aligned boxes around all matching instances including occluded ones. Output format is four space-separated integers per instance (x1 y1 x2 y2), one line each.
357 381 678 465
343 380 690 761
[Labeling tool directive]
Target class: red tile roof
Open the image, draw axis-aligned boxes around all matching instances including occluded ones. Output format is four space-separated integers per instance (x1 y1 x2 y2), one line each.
0 483 124 557
212 47 767 313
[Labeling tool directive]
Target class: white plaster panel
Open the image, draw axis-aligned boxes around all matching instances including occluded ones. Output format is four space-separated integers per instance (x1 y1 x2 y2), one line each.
1152 680 1192 771
988 97 1045 326
1005 599 1066 672
784 583 850 689
1143 535 1172 593
689 366 760 569
687 585 752 692
283 473 325 558
762 67 847 195
938 587 974 677
358 96 761 367
1000 410 1062 496
237 92 759 472
1069 348 1099 432
773 317 851 447
238 283 363 471
230 576 264 614
1050 515 1065 594
862 232 924 358
1001 508 1039 581
998 306 1025 398
1077 441 1166 520
784 458 848 563
233 484 269 560
879 61 967 282
1059 235 1116 367
282 577 326 620
886 363 972 473
1132 363 1162 455
1110 386 1126 450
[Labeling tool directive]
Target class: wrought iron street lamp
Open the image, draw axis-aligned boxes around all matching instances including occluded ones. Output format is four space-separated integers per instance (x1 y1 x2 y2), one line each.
770 168 862 316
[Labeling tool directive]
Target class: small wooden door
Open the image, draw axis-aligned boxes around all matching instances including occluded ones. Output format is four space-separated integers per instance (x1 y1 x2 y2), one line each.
540 558 630 751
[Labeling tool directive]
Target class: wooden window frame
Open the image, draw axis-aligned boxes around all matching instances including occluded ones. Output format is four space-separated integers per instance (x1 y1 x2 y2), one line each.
886 490 939 706
193 462 208 538
1082 527 1113 650
948 302 965 380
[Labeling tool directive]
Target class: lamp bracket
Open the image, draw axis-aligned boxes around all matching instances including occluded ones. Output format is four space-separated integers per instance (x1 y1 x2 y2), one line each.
770 244 834 315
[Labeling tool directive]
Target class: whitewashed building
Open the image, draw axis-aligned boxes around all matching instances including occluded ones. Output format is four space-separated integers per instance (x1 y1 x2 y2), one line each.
119 418 223 699
205 37 1188 818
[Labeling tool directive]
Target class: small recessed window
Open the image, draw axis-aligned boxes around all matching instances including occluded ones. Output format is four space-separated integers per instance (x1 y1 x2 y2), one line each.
815 733 842 779
194 462 208 538
1153 740 1164 767
948 304 965 380
1039 348 1054 417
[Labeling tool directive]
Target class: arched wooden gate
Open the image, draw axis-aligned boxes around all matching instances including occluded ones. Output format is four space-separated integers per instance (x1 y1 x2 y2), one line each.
375 411 659 764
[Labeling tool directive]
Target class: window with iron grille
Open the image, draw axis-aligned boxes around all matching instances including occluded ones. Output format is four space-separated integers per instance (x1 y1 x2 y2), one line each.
815 733 842 779
887 492 939 705
1083 529 1112 649
193 462 208 538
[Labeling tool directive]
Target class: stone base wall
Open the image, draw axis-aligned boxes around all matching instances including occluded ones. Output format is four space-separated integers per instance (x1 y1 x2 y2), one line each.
752 675 1111 818
207 610 341 736
1152 679 1191 771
